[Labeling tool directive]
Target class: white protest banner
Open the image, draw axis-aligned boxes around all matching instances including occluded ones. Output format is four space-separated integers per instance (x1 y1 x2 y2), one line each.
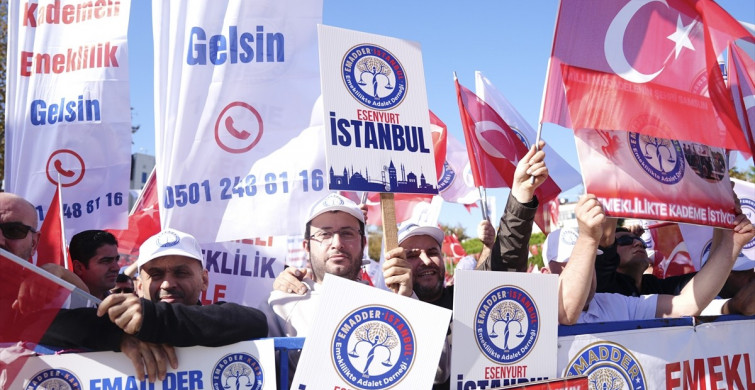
574 128 737 228
451 271 558 389
318 25 438 195
153 1 324 243
198 238 287 309
557 319 755 389
6 0 132 236
292 274 451 389
9 340 276 390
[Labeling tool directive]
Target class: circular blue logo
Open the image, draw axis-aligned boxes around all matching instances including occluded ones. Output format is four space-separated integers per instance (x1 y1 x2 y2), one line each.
342 44 407 110
211 353 264 390
740 197 755 250
474 286 539 364
25 369 82 390
437 161 456 192
565 342 647 390
509 125 530 148
628 132 685 185
332 306 414 389
156 231 180 248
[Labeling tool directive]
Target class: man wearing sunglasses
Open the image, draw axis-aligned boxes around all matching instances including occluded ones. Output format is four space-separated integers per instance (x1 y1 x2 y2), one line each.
70 230 121 300
0 192 87 291
558 195 754 324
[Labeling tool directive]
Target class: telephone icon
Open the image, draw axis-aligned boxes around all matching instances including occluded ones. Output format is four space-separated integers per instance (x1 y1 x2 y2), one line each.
54 160 76 177
225 116 251 140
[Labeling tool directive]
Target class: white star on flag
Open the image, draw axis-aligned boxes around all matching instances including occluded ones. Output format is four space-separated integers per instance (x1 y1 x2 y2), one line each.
667 15 697 59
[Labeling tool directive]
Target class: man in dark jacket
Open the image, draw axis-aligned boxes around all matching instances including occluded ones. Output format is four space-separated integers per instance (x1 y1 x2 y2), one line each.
41 228 268 381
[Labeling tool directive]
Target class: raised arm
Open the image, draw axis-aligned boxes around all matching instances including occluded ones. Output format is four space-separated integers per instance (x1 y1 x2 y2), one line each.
656 213 754 318
558 195 604 325
477 141 547 272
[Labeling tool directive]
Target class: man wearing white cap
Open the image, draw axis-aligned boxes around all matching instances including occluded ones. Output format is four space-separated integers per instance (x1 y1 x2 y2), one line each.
263 193 413 338
540 227 579 275
43 228 268 381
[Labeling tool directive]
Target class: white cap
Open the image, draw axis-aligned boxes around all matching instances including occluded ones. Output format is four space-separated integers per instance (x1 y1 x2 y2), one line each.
307 193 365 224
137 228 204 269
542 227 602 267
542 227 579 266
397 221 445 246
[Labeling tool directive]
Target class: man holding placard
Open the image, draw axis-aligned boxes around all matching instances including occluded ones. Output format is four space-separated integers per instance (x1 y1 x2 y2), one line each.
263 193 413 338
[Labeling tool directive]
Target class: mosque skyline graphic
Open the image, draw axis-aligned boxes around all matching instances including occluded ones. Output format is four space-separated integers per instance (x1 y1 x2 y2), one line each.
329 159 438 194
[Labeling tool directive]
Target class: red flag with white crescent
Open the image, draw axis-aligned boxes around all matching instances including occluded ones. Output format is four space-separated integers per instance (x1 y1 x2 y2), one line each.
542 0 751 156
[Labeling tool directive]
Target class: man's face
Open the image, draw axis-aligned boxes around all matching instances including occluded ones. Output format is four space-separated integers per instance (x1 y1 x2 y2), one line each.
137 255 208 305
305 211 365 283
402 235 444 302
0 194 39 261
615 232 650 268
73 244 120 297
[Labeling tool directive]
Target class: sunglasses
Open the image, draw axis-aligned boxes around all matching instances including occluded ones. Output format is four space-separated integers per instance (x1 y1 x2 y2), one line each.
110 287 134 294
616 235 647 249
0 222 37 240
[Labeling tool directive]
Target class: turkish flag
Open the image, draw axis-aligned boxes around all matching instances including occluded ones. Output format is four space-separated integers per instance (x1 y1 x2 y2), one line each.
36 186 68 270
542 0 751 155
429 110 448 180
0 250 73 385
727 42 755 158
108 168 161 258
456 78 562 232
456 78 525 188
442 233 467 264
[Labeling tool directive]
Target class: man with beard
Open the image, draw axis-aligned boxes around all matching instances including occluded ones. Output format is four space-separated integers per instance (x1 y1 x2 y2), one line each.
70 230 121 299
262 193 413 338
41 228 268 381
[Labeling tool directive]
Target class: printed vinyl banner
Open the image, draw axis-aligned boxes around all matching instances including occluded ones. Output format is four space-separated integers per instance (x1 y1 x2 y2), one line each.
9 340 276 390
557 319 755 390
153 1 324 243
292 274 451 389
318 25 438 195
574 128 737 228
5 0 133 236
451 271 559 389
198 238 287 309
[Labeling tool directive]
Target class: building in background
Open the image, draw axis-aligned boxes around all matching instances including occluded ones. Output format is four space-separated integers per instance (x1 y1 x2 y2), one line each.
129 153 155 209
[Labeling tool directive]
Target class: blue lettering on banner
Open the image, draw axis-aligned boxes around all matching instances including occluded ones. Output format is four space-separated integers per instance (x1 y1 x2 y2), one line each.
328 112 430 153
162 370 204 390
203 249 276 279
187 25 284 65
33 192 123 221
30 96 101 125
162 170 324 209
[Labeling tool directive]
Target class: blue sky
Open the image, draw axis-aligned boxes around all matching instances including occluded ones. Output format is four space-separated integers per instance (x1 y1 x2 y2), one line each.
128 1 755 237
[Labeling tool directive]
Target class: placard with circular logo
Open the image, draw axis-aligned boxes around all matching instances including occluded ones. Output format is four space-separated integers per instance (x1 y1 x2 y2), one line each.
474 285 540 364
341 44 407 111
211 353 264 390
331 306 415 389
25 369 82 390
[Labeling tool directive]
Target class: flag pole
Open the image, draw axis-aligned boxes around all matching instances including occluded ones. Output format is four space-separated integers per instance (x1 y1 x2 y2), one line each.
530 122 543 184
478 186 490 222
56 174 69 270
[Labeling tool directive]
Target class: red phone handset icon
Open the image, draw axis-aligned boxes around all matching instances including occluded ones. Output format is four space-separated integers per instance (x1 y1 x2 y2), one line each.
225 116 251 140
54 159 76 178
